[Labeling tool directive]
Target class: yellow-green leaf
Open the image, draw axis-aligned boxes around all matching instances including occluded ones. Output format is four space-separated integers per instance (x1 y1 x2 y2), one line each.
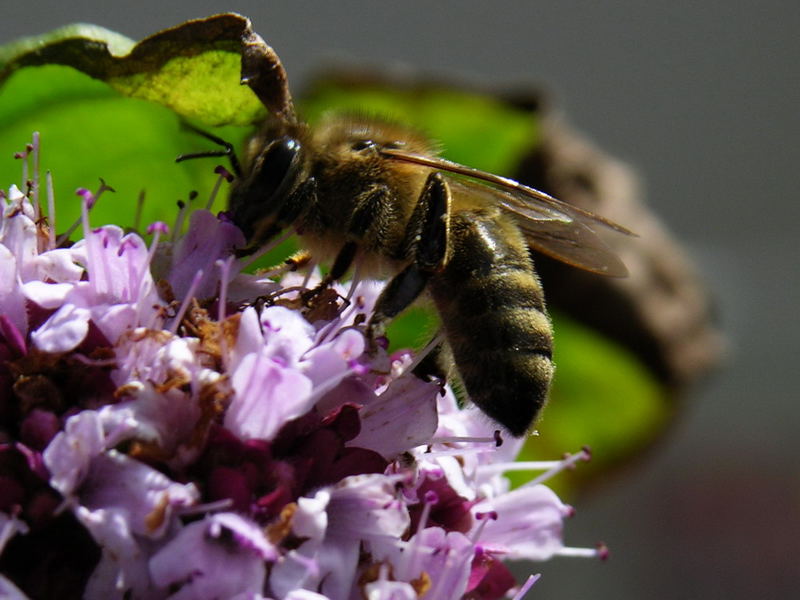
0 15 260 230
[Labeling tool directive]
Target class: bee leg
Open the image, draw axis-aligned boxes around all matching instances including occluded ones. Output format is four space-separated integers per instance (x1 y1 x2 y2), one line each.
412 338 448 381
366 264 430 349
367 173 450 349
301 239 359 303
303 185 392 299
403 173 450 272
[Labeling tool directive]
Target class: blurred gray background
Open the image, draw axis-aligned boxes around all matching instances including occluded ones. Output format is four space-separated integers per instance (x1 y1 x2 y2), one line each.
3 1 798 598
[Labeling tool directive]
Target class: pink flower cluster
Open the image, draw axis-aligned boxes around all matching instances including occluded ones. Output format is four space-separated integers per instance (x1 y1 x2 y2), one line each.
0 151 602 599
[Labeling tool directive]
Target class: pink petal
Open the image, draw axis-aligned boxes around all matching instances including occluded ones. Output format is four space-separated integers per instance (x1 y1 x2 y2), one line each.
22 280 75 309
470 484 566 561
227 349 314 440
30 303 90 353
168 210 245 299
0 574 29 600
80 450 199 538
260 306 316 366
149 513 272 599
349 375 439 460
230 306 265 365
31 248 83 282
0 245 27 336
77 506 153 599
302 328 365 388
43 411 105 497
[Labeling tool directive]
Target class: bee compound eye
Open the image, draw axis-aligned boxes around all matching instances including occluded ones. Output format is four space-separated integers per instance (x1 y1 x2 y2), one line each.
252 136 301 202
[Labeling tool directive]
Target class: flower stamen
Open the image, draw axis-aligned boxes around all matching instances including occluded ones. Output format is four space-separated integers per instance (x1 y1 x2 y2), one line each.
169 269 204 334
45 171 56 251
30 132 40 222
204 166 232 210
216 255 235 322
301 259 319 289
557 541 609 560
525 447 591 487
171 198 189 243
511 574 541 600
130 221 169 327
471 510 498 544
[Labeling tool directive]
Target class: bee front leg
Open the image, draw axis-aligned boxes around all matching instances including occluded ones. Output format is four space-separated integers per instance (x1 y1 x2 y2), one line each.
235 177 318 257
366 172 450 348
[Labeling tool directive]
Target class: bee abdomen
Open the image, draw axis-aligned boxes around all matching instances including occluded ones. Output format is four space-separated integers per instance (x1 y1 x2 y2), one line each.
429 215 554 437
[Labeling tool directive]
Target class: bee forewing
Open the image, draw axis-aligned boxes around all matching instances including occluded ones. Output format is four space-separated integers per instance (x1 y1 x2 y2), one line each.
381 148 635 236
381 148 631 277
447 178 628 276
446 179 570 222
515 217 629 277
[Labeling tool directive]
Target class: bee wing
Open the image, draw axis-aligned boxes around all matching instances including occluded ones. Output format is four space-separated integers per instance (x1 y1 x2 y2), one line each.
446 178 629 276
382 149 632 277
509 207 629 276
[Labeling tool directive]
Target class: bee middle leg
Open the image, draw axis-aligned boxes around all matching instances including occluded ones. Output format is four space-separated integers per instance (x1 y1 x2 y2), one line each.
366 172 450 346
302 184 391 300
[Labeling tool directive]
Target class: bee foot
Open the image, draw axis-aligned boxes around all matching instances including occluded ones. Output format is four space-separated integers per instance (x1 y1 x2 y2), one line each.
301 276 333 305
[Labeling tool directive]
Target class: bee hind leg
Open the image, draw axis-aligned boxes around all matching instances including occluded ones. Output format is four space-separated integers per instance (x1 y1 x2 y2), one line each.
410 333 450 393
366 172 450 349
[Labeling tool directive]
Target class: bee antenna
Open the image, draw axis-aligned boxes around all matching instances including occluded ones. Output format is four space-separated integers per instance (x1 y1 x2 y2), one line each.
176 122 243 178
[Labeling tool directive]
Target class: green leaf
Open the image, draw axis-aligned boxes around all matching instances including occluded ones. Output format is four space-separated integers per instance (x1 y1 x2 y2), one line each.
0 15 265 126
0 15 259 231
0 65 251 231
0 23 135 63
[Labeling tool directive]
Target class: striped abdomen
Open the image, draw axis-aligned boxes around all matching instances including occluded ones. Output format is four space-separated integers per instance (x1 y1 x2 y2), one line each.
429 211 554 437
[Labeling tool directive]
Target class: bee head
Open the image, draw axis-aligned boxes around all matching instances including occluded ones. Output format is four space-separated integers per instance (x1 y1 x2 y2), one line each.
315 114 431 161
228 134 303 241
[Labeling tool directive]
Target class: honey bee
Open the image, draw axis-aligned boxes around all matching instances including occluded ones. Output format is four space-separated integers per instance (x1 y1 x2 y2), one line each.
216 108 632 438
180 38 631 437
